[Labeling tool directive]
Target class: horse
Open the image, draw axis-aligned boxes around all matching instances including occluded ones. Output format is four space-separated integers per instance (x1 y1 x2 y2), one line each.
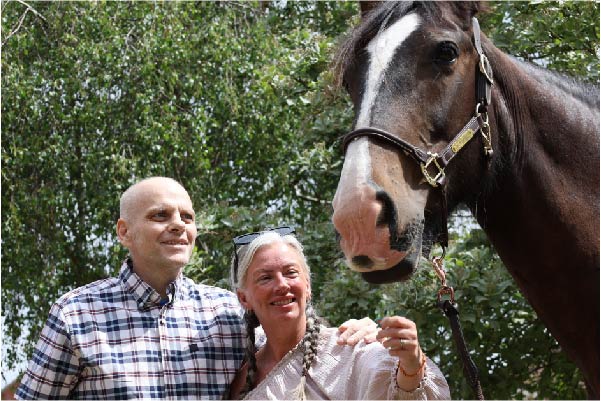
330 1 599 397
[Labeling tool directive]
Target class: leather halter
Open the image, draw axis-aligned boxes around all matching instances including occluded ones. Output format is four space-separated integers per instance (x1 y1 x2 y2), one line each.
341 17 494 248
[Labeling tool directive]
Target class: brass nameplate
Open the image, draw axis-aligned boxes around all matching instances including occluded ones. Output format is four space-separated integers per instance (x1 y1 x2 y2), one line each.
451 129 475 153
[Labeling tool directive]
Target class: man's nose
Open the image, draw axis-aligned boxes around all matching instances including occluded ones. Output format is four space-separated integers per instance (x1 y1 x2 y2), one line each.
169 214 186 232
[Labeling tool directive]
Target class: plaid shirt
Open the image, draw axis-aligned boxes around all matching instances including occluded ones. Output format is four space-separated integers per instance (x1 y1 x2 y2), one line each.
16 260 246 400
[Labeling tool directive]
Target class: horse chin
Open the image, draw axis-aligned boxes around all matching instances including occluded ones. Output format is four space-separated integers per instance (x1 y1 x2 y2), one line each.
361 246 420 284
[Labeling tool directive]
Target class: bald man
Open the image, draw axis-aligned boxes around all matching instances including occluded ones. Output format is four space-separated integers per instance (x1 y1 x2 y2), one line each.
17 177 376 400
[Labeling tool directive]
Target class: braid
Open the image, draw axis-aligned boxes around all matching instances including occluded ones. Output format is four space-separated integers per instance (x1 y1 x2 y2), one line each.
290 303 324 400
301 303 322 376
241 310 260 397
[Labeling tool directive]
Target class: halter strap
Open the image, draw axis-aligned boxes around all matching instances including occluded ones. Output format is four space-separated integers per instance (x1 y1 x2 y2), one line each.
343 115 486 188
473 17 493 112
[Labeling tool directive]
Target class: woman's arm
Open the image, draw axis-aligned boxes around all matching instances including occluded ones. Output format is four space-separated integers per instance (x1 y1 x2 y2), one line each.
377 316 425 391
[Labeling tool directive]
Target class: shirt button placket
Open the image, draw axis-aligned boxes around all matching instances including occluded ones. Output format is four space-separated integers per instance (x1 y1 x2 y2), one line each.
159 299 176 400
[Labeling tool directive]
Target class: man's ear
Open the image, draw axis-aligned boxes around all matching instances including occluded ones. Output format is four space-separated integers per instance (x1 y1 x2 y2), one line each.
116 218 131 247
237 289 250 310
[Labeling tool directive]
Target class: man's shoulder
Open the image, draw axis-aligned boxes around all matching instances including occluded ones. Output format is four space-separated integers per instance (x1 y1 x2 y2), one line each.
54 276 122 309
180 277 238 302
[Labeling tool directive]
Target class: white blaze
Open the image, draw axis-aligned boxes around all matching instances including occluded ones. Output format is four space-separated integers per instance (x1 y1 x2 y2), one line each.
337 13 421 193
356 12 421 128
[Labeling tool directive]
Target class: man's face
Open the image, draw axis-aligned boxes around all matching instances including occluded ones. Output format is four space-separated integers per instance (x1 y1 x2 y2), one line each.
118 179 197 274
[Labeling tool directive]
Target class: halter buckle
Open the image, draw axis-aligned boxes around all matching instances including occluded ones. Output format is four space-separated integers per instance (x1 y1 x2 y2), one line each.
420 152 445 187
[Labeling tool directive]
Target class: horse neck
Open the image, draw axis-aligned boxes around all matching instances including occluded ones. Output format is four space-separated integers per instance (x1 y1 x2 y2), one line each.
485 40 599 177
470 38 600 387
477 37 599 251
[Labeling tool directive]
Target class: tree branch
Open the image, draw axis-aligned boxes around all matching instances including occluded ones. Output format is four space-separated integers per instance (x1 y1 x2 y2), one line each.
2 0 47 47
294 185 330 205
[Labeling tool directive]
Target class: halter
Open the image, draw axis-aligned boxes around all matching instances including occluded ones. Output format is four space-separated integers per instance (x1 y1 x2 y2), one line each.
340 17 493 400
341 17 494 248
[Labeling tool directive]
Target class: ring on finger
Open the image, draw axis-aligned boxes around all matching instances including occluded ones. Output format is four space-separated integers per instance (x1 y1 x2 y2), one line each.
399 338 406 349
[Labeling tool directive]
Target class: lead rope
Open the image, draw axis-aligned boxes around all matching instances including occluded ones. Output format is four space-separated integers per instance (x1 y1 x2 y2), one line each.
433 254 485 400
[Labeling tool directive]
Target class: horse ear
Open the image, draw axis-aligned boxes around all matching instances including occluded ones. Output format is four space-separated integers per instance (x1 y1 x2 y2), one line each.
453 1 489 29
359 1 381 18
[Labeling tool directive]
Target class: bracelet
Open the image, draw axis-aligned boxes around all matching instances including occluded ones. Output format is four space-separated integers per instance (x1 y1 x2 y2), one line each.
399 348 427 378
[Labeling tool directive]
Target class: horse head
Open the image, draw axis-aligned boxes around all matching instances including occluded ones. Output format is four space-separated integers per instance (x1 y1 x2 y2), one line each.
332 1 493 283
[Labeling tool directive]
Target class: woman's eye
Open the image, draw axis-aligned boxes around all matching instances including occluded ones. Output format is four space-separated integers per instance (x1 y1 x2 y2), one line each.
435 42 459 64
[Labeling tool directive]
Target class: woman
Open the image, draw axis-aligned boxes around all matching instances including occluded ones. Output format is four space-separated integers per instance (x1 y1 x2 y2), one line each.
228 228 450 400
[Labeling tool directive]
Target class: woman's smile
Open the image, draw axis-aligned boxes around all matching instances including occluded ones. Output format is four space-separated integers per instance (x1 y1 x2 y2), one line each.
271 298 295 306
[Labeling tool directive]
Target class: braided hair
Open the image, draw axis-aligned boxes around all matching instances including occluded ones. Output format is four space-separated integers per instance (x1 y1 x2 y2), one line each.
241 310 261 398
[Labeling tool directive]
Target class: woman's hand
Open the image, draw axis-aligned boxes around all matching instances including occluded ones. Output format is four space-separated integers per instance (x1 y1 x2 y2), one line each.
337 317 379 345
377 316 426 391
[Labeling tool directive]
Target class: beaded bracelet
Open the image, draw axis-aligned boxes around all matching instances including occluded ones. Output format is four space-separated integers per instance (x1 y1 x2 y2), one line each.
399 348 427 378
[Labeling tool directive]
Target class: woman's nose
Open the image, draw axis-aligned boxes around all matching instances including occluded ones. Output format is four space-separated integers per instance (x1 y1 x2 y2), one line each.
274 274 290 293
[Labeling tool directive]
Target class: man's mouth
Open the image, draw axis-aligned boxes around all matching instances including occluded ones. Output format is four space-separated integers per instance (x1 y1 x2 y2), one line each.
162 240 188 245
271 298 295 306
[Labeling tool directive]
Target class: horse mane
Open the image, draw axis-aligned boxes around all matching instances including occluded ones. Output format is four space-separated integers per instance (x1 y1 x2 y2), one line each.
512 57 600 109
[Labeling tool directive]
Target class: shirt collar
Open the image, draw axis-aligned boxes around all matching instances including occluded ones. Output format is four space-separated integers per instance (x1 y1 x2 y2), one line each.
119 258 187 310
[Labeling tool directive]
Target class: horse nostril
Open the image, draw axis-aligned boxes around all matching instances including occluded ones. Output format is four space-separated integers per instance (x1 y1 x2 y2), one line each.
375 190 396 227
352 255 374 269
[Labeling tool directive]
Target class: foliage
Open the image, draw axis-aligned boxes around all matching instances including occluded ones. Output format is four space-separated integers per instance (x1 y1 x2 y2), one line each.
482 1 600 82
2 0 597 398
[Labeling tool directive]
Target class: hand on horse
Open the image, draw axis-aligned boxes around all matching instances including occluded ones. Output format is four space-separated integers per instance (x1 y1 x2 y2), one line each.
336 317 379 345
377 316 426 391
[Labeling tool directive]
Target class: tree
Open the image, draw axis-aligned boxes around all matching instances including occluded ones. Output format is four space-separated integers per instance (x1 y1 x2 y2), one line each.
2 1 598 398
1 0 357 378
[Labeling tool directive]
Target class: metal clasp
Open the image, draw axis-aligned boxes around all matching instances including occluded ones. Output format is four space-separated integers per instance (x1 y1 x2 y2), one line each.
479 54 493 84
432 256 455 304
480 112 493 157
420 152 445 187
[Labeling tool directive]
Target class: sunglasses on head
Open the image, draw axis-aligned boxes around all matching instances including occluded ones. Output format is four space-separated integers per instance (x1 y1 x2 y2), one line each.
232 226 296 283
233 226 296 246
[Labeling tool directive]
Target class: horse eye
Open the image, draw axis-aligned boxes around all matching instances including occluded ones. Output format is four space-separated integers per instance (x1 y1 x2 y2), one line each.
435 42 459 64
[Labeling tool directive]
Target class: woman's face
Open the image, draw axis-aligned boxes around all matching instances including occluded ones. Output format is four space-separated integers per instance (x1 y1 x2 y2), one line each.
237 242 310 330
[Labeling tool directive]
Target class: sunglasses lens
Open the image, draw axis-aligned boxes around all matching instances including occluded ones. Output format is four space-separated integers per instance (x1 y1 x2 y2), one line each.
272 226 295 236
233 232 259 246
